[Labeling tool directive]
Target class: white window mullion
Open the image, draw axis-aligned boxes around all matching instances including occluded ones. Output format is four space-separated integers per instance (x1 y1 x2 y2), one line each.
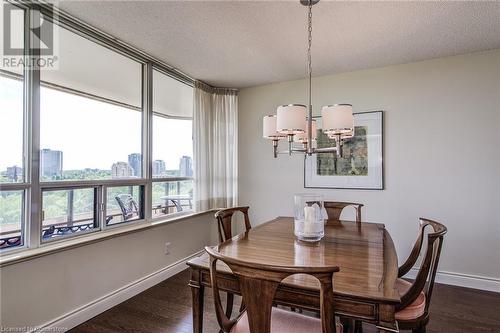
143 63 153 221
26 7 41 250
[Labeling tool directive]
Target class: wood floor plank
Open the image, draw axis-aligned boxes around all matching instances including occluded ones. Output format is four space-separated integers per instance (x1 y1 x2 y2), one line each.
70 269 500 333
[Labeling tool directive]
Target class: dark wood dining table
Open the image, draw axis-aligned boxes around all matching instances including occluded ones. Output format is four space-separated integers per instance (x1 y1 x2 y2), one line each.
187 216 401 332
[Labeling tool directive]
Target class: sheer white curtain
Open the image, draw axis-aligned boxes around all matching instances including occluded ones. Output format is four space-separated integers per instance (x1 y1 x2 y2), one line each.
193 81 238 211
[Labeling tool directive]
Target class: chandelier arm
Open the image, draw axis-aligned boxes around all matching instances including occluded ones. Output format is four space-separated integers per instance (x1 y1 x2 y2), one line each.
275 148 308 155
275 146 342 155
314 147 339 153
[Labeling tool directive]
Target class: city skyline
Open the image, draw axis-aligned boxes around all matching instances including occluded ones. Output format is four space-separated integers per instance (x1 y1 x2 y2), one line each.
1 75 193 172
2 153 193 182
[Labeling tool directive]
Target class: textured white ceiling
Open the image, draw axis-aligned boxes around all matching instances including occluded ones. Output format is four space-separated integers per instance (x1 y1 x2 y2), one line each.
57 0 500 88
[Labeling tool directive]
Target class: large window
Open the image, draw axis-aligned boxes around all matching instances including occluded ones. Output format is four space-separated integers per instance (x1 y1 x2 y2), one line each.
36 20 145 243
0 3 195 252
0 3 25 250
40 21 143 181
152 69 194 218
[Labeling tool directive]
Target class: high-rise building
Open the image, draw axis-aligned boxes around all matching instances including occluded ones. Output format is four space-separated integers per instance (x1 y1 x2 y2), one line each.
40 149 63 179
128 153 141 177
152 160 166 176
5 166 23 182
111 162 133 178
179 156 193 177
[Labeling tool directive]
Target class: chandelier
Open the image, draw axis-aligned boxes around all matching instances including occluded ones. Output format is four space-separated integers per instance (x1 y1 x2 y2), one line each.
262 0 354 158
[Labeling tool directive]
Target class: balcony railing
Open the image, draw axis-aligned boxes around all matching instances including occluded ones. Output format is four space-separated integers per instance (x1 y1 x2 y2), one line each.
0 236 22 249
0 203 192 250
1 180 193 250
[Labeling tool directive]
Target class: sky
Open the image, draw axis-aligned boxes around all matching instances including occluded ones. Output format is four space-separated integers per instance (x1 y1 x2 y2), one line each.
0 75 192 172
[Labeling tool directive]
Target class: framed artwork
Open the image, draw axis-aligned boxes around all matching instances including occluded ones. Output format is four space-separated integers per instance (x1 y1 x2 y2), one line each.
304 111 384 190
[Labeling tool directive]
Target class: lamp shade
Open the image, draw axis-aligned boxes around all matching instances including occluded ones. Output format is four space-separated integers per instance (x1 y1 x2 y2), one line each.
276 104 307 134
294 119 317 143
321 104 354 135
263 115 285 139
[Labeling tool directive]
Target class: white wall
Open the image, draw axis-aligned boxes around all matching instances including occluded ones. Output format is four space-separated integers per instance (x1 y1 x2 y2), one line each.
0 213 215 330
238 50 500 286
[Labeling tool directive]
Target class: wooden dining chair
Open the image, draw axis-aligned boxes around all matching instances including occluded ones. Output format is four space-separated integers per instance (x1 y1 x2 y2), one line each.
354 218 447 333
215 206 252 243
205 246 343 333
323 201 363 223
395 218 447 333
214 206 252 319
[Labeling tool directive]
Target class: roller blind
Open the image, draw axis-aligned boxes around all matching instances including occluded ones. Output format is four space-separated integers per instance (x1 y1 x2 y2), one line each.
41 21 142 108
153 69 193 118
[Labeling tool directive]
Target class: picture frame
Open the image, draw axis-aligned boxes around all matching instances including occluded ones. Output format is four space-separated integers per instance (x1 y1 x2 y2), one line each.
304 111 384 190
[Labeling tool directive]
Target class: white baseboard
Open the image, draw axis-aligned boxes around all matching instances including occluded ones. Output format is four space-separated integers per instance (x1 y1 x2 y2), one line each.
405 268 500 293
35 250 205 332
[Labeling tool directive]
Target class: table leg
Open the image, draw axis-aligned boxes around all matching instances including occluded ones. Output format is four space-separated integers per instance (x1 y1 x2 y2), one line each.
191 284 204 333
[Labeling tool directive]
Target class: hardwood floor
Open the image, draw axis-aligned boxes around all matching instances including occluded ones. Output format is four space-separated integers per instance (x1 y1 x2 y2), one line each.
70 269 500 333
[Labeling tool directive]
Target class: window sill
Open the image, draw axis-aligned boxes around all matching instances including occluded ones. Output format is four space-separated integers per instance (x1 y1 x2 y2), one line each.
0 210 216 267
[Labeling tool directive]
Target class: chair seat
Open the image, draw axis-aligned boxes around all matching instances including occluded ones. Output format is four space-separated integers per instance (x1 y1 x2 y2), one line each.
395 278 426 321
230 307 343 333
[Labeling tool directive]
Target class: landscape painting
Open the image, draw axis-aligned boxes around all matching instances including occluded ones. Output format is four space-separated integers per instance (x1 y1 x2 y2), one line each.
316 126 368 176
304 111 384 190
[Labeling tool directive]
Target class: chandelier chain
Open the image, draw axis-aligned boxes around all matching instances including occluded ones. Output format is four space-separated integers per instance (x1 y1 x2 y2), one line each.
307 1 313 109
308 3 312 79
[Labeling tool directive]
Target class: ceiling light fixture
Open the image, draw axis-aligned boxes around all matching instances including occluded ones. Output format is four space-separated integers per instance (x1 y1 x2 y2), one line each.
263 0 354 158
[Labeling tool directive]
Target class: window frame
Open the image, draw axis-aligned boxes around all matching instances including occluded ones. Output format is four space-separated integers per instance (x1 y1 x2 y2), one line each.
151 67 195 220
0 189 27 250
103 184 146 228
0 2 195 254
40 185 100 244
151 177 195 222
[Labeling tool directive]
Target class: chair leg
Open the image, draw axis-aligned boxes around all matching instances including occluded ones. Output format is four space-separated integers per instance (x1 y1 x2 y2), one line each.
354 320 363 333
340 317 352 332
413 327 426 333
225 292 234 319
